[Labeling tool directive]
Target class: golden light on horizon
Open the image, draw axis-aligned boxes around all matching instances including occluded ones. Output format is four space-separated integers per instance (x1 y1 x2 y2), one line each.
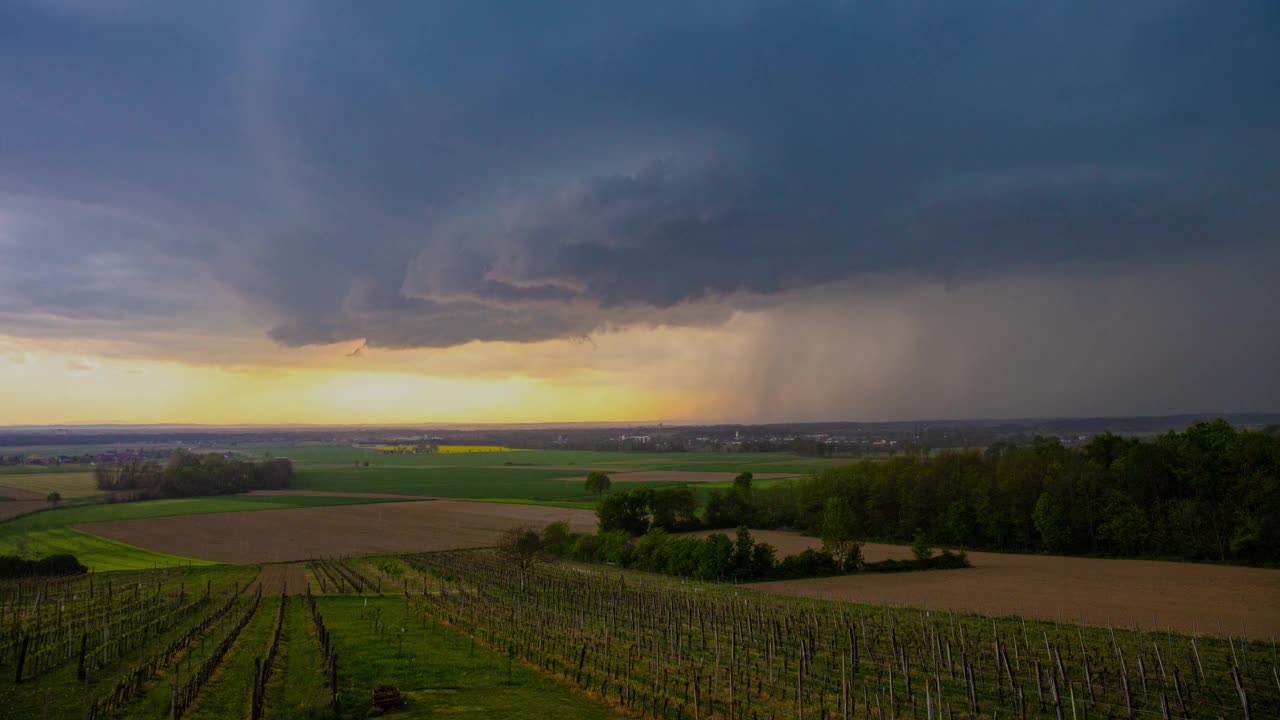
0 339 713 425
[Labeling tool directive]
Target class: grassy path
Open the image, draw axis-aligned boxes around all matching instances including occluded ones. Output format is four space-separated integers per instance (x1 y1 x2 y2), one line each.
180 595 281 720
263 596 332 720
318 595 623 719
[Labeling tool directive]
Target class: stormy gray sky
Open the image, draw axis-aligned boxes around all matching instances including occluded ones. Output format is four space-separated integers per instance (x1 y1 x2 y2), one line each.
1 1 1277 424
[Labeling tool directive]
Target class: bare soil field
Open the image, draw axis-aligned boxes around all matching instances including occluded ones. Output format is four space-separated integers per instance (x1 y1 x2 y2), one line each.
77 500 596 564
248 489 427 499
726 530 1280 639
0 499 46 521
249 562 307 595
563 471 797 483
0 486 46 501
482 465 626 472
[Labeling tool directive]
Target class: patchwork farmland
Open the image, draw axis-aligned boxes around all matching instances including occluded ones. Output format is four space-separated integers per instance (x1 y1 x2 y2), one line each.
2 441 1277 719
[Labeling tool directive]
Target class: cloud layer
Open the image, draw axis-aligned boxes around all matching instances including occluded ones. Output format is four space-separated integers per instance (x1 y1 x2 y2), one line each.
1 1 1278 417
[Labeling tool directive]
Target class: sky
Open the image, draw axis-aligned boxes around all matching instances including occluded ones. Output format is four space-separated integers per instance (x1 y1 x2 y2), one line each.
1 1 1278 425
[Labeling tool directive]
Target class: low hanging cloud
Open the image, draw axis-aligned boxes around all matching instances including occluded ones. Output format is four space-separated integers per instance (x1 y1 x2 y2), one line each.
0 1 1278 415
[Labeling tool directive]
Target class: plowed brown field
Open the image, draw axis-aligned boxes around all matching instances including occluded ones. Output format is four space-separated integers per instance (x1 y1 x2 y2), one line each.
249 562 308 595
560 471 796 483
706 530 1280 639
77 500 595 564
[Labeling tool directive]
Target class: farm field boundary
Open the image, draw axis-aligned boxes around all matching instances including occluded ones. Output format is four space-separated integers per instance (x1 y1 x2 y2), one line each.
78 499 598 563
0 471 99 498
0 493 412 570
731 530 1280 639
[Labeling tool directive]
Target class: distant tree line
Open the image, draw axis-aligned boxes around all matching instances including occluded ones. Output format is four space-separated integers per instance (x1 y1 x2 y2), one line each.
702 420 1280 565
94 449 292 499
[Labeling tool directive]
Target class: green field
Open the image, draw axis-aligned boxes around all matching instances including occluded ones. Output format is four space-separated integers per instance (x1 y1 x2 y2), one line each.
239 444 829 470
291 466 695 504
0 463 95 474
0 442 185 456
590 459 835 473
0 494 408 570
0 470 100 497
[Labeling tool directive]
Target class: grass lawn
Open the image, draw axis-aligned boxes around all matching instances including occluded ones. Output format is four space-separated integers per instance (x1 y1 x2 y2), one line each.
0 471 100 497
319 595 623 719
0 494 409 570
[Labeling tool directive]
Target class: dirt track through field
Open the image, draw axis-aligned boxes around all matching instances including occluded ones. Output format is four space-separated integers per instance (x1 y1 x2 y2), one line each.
717 530 1280 639
248 562 308 595
77 500 596 564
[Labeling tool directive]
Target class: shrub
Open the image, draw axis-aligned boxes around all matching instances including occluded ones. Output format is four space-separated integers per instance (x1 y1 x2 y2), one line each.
597 490 651 535
541 521 574 556
0 554 88 578
777 549 839 579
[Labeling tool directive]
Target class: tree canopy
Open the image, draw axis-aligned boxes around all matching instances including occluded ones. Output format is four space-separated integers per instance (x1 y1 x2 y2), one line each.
584 471 611 496
716 420 1279 565
94 449 293 499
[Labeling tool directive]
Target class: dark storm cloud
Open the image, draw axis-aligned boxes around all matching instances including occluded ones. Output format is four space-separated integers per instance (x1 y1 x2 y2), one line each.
1 0 1277 350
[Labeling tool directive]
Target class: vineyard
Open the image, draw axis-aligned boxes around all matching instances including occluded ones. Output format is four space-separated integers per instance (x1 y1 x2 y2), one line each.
406 550 1279 720
0 556 624 718
1 551 1274 719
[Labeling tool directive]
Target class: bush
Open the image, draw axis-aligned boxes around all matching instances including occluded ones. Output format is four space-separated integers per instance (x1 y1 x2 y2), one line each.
0 554 88 578
570 533 599 563
594 530 634 565
864 549 970 573
696 533 734 581
541 521 574 556
776 548 839 579
540 522 968 583
750 542 778 577
585 471 611 496
911 531 934 561
597 491 651 535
